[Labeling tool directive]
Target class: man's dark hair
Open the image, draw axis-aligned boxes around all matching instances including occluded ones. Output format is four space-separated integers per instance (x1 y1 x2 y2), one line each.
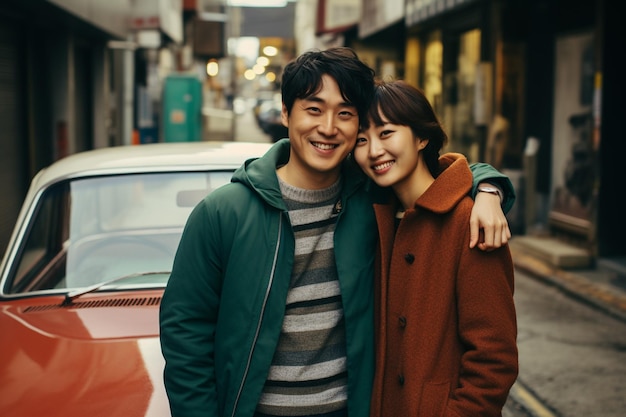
280 47 375 122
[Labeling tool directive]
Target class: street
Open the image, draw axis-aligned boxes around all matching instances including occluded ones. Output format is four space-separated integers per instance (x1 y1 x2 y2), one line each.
504 268 626 417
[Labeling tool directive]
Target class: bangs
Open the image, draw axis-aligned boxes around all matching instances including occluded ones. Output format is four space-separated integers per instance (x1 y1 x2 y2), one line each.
364 82 414 129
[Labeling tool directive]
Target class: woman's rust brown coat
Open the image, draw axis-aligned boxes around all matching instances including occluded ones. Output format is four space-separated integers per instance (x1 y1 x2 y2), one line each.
369 153 518 417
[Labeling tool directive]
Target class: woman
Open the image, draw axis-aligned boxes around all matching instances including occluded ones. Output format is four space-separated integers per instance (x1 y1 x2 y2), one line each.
353 80 518 417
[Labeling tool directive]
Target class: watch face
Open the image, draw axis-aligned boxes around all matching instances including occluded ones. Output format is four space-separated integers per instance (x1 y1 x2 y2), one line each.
479 187 499 193
478 186 502 202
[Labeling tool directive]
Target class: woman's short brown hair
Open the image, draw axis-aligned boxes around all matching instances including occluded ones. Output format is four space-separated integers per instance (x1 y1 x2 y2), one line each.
363 80 448 176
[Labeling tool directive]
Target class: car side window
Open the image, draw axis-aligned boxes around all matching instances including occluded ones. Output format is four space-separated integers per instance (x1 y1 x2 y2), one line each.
8 183 70 293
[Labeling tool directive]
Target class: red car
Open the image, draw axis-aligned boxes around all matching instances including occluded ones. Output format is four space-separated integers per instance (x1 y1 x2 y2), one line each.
0 141 271 417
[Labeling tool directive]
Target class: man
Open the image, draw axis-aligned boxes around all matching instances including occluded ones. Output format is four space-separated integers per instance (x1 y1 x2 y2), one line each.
159 47 514 417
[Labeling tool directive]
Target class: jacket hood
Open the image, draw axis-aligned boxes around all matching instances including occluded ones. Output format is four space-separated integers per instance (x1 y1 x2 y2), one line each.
231 139 368 208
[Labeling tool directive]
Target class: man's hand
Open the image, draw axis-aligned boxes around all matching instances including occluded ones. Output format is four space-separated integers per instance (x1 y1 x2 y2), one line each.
469 191 511 251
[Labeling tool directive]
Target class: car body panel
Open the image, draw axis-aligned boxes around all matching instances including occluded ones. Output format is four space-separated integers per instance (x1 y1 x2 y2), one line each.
0 141 272 417
0 291 167 416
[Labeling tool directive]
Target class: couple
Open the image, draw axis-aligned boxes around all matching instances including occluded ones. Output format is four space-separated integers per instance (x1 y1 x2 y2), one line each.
159 47 518 417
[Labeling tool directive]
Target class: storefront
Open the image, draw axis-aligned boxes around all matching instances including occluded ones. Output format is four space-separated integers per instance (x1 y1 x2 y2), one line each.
404 0 502 164
405 0 625 262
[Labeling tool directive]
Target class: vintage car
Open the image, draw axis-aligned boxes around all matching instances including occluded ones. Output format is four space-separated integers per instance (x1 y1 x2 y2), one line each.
0 141 272 417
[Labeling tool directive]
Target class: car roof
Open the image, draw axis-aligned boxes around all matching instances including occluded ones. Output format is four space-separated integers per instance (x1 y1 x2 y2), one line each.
32 141 273 189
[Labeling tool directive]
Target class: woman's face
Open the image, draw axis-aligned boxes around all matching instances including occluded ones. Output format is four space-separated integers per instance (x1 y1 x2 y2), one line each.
354 116 425 190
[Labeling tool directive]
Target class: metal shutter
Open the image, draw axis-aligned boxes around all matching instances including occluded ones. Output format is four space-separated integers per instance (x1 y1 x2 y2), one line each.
0 18 26 255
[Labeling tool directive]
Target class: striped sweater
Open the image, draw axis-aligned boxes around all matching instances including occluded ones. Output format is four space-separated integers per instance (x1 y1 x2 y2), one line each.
255 177 347 417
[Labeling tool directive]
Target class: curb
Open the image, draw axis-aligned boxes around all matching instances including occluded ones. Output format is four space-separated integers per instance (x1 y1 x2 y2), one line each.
507 380 560 417
510 243 626 324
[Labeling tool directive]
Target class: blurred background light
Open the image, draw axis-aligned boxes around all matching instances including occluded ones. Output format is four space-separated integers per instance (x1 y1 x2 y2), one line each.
235 37 260 65
228 0 287 7
206 60 219 76
263 46 278 56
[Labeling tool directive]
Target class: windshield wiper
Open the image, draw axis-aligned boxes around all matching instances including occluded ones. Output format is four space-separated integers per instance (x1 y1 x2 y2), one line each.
62 271 171 306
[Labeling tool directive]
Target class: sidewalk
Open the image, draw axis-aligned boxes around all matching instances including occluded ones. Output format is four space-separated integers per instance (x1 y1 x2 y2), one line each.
509 235 626 323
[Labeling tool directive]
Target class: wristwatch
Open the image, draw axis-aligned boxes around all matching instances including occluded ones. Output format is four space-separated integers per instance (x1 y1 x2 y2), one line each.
477 185 503 203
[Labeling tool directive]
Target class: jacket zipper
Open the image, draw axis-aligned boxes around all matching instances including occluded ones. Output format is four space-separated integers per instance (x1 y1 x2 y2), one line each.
230 213 283 417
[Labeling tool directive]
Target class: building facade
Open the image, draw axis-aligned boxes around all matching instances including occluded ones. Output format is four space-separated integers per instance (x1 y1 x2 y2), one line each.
0 0 186 253
314 0 624 263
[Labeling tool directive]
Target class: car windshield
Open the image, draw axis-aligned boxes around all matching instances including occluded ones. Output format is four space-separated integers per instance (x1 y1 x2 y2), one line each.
4 171 233 295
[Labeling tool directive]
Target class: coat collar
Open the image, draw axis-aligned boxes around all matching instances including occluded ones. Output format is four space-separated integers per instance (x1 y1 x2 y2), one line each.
412 153 472 214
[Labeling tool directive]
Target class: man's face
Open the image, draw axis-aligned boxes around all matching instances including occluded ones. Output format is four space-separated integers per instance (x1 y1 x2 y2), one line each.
280 74 359 189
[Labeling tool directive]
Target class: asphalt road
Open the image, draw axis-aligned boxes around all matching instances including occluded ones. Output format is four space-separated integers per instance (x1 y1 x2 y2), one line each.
505 268 626 417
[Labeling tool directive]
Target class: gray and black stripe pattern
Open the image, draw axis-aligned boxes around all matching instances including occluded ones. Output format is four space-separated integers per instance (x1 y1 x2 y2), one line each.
256 177 347 417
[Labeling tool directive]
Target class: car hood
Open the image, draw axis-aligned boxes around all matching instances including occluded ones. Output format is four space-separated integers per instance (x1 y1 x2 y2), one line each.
0 291 171 417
